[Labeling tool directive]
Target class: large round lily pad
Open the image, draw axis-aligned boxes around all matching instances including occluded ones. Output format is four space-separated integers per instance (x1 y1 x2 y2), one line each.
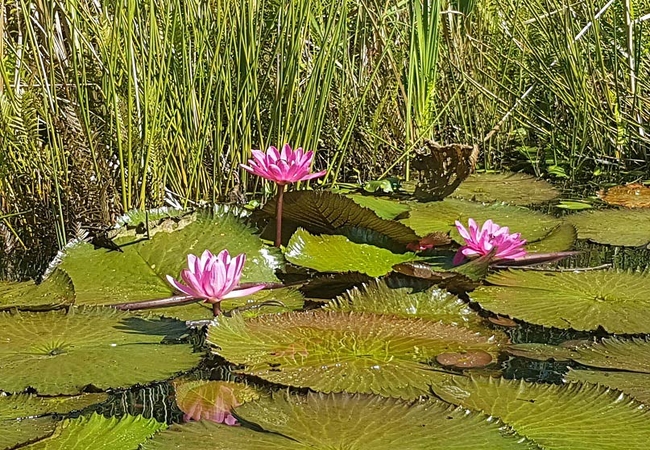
0 269 74 311
346 194 411 220
401 198 561 244
0 393 107 449
285 229 416 277
143 392 535 449
0 307 201 394
566 209 650 247
471 269 650 333
327 280 499 334
59 211 283 305
433 376 650 449
207 311 502 398
24 413 166 449
452 172 559 205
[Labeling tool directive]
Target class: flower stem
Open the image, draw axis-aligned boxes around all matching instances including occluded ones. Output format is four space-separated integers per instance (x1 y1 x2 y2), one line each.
212 302 221 317
275 184 285 247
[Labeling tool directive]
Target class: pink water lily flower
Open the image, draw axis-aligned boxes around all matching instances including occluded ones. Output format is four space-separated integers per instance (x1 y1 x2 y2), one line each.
166 249 265 316
453 218 527 265
241 144 327 248
240 144 327 186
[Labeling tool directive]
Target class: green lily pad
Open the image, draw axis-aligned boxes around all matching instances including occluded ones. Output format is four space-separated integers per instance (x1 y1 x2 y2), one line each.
153 288 305 321
207 311 502 398
0 307 201 395
326 280 499 334
452 172 560 205
506 343 580 361
59 211 283 305
0 269 74 311
263 191 420 245
566 209 650 247
565 369 650 405
571 337 650 373
143 392 535 449
346 194 411 220
0 393 107 449
402 198 561 244
24 413 166 449
285 229 416 277
525 223 576 253
433 376 650 449
471 269 650 333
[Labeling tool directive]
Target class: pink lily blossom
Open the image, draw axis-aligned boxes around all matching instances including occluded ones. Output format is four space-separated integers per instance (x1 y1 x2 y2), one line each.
453 218 527 265
240 144 327 186
240 143 326 247
166 249 265 316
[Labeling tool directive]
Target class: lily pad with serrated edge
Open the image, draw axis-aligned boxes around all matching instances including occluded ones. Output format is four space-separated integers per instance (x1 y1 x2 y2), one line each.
0 393 107 449
452 172 560 205
433 376 650 450
401 198 561 245
24 413 166 449
153 288 305 321
505 343 580 361
470 269 650 333
326 280 502 336
174 379 261 423
262 191 420 246
0 269 74 311
285 229 416 277
0 307 201 395
566 208 650 247
564 369 650 405
59 211 283 305
144 392 537 450
207 311 503 399
346 194 411 220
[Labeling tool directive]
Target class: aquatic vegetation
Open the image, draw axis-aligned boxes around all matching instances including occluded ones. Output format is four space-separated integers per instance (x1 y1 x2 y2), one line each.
453 218 527 265
567 208 650 247
241 144 326 247
451 172 560 206
166 250 266 316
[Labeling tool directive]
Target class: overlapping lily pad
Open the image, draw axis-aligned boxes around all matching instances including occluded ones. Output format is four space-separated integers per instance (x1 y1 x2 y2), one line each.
0 307 201 394
262 191 419 245
24 413 166 449
347 194 411 220
207 311 502 398
564 369 650 405
451 172 560 205
174 379 261 423
402 198 561 244
58 212 283 306
144 392 535 449
0 393 107 449
566 209 650 247
327 280 497 334
524 223 576 253
285 229 416 277
0 269 74 310
433 376 650 449
471 269 650 333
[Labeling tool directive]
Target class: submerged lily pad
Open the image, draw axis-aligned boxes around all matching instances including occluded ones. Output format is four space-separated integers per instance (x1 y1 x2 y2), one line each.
285 229 416 277
347 194 411 220
433 376 650 449
0 307 201 395
144 392 534 449
566 209 650 247
471 269 650 333
326 280 496 333
0 269 74 310
452 172 559 205
598 183 650 208
402 198 561 244
263 191 419 246
59 212 283 306
0 393 107 449
208 311 503 398
174 379 261 423
24 413 166 449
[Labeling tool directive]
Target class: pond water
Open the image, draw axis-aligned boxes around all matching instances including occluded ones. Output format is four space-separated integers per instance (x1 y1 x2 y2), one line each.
4 173 650 449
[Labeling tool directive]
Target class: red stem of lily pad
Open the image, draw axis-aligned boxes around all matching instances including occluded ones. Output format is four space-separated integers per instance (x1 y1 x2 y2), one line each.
212 302 221 317
275 184 285 247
